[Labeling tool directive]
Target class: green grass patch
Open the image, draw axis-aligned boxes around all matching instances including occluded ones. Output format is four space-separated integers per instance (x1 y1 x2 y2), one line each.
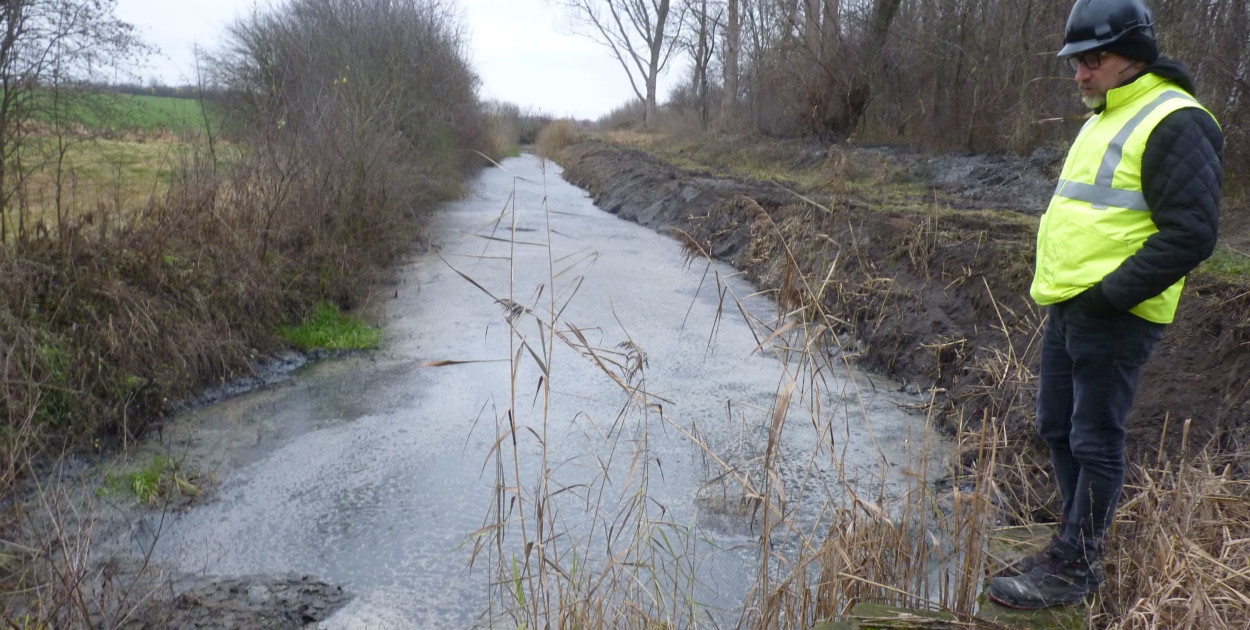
98 454 200 505
92 93 220 134
1197 244 1250 280
280 301 382 351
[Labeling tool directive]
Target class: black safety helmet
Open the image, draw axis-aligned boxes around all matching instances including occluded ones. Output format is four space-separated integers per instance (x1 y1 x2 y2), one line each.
1058 0 1156 58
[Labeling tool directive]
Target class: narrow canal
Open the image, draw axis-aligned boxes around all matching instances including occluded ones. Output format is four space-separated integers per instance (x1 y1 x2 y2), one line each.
129 154 950 627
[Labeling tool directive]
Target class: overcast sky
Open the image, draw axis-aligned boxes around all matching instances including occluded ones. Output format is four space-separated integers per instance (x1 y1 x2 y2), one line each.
113 0 676 121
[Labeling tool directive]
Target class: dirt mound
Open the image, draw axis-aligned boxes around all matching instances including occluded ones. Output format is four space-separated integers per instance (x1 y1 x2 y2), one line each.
887 146 1062 214
557 139 1250 510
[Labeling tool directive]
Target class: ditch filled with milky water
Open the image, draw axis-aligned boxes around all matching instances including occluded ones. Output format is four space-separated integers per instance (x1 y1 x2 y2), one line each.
102 154 952 627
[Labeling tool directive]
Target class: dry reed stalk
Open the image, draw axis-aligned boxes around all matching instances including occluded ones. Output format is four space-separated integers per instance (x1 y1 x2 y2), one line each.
472 166 1095 630
713 212 1009 628
467 169 708 630
1097 455 1250 629
906 217 939 279
1 444 168 629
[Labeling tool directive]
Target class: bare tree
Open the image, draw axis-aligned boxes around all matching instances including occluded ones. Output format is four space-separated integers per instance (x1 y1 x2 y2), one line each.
726 0 904 136
0 0 143 244
679 0 722 127
561 0 684 124
721 0 740 118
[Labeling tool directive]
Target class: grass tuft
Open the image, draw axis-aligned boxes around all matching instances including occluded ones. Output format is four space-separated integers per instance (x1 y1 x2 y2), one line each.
1197 244 1250 280
98 454 200 506
279 302 381 351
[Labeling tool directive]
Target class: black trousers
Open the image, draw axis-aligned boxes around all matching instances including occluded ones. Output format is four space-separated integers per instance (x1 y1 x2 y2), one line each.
1036 302 1165 554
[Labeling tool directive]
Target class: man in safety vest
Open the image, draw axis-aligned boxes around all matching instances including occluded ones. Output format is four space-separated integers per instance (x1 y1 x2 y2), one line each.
988 0 1223 610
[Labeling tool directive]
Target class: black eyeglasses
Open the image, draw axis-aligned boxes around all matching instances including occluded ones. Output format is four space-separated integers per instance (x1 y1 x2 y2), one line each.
1066 51 1109 72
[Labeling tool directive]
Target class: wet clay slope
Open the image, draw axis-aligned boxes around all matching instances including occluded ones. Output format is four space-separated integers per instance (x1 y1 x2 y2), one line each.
557 139 1250 472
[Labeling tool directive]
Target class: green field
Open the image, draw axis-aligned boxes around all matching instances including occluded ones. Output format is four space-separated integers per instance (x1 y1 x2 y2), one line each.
27 90 221 135
95 93 220 134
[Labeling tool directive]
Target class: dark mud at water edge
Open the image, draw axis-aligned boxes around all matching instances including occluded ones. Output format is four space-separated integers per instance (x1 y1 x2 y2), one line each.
2 476 353 629
130 571 350 629
555 139 1250 510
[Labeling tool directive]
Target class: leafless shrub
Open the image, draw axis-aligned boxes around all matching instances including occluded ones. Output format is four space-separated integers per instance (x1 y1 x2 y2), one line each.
1 441 170 629
213 0 489 196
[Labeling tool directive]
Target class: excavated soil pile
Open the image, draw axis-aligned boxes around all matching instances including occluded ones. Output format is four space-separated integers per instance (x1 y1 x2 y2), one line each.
557 139 1250 512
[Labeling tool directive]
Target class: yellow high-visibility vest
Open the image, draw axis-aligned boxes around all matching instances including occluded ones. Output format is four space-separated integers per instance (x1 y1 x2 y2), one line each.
1031 73 1214 324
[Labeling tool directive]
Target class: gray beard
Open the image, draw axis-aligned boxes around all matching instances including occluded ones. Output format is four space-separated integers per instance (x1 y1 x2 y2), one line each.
1082 94 1107 109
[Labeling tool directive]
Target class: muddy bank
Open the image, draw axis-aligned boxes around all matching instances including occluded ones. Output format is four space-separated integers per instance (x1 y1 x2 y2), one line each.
1 476 352 629
131 571 350 630
556 139 1250 500
1 436 356 629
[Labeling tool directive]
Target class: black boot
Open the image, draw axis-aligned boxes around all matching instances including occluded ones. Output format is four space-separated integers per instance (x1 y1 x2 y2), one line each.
996 535 1105 583
988 537 1102 609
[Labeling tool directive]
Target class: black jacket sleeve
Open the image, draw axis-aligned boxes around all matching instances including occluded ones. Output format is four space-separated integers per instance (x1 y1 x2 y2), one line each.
1096 107 1223 312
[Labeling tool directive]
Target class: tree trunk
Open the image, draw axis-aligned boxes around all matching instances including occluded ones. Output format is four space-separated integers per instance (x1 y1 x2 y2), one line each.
803 0 821 54
839 0 901 133
722 0 740 117
644 0 671 124
695 0 710 128
823 0 840 45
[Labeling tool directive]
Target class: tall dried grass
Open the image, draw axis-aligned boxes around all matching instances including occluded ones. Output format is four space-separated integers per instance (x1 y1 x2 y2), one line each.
536 120 586 161
467 174 1250 629
1098 454 1250 630
464 162 977 629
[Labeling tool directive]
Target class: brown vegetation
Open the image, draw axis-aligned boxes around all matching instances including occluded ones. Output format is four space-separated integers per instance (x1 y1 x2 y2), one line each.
2 0 495 624
546 131 1250 627
536 119 588 159
606 0 1249 195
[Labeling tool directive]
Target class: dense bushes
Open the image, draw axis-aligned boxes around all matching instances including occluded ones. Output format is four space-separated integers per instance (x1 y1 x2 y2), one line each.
216 0 490 200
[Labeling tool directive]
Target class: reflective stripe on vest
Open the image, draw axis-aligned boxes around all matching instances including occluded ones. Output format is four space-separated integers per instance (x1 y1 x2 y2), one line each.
1052 90 1191 212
